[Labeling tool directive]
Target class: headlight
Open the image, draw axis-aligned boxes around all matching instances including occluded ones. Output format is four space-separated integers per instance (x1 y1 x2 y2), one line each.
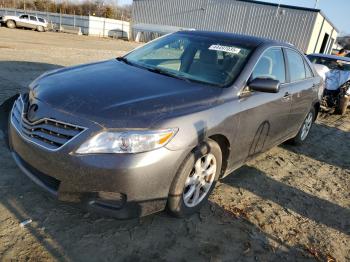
76 129 178 154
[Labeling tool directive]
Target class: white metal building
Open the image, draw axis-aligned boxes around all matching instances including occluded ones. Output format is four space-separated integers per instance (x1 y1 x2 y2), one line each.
132 0 338 54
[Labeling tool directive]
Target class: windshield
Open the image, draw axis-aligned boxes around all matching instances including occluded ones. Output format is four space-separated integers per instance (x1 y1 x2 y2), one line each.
308 55 350 71
124 33 253 87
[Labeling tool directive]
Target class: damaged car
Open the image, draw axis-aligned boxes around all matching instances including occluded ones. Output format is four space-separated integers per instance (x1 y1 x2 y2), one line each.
308 53 350 115
3 31 322 218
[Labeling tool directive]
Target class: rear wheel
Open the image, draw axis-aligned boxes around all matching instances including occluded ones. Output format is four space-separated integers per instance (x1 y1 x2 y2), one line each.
6 20 16 29
290 108 315 145
167 140 222 217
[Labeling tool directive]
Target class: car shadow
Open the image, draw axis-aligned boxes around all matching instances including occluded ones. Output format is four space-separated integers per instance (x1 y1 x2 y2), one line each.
0 163 315 261
0 61 63 145
281 122 350 170
0 61 62 104
222 165 350 236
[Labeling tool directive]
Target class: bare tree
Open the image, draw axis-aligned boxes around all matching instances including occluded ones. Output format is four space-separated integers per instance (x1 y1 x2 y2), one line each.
0 0 131 20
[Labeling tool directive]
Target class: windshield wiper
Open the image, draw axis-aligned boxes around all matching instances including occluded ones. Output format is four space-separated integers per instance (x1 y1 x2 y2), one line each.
148 67 221 86
145 67 193 83
116 56 131 65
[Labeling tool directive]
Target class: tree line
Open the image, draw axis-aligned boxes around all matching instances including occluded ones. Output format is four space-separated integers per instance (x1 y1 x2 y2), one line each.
0 0 132 20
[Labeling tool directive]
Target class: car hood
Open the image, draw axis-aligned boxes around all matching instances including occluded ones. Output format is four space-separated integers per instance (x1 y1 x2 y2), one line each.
29 59 223 127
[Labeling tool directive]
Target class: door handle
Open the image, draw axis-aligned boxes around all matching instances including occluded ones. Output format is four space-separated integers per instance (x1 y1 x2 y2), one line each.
282 92 291 101
283 92 291 98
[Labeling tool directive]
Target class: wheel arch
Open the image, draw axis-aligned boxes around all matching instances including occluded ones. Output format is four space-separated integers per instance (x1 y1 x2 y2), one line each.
208 134 230 177
6 19 16 26
313 101 320 121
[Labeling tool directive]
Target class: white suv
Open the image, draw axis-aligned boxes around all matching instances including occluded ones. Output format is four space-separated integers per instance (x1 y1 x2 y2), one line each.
0 14 48 32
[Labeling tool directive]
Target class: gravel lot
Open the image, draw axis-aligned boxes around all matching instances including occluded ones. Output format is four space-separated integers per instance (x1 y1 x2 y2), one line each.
0 28 349 262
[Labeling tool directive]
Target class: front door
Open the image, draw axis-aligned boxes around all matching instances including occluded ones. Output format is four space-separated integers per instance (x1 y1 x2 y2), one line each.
231 47 292 166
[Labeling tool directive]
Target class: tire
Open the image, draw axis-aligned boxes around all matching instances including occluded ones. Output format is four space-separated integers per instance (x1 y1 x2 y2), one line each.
37 26 44 32
167 139 222 217
338 95 349 115
290 107 315 145
6 20 16 29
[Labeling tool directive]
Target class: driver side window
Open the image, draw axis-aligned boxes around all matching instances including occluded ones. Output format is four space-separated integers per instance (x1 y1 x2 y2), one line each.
252 48 286 83
140 39 189 71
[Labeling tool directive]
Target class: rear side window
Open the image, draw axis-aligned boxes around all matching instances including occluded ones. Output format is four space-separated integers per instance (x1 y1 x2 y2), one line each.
30 16 37 21
252 48 286 83
286 49 306 82
304 61 313 78
20 15 28 19
38 18 45 23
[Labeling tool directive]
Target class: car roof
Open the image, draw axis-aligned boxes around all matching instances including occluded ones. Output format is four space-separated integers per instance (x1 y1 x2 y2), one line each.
177 30 293 49
307 53 350 62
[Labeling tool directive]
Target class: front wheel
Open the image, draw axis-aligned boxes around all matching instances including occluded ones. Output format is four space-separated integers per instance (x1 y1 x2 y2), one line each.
167 140 222 217
37 26 44 32
290 108 315 145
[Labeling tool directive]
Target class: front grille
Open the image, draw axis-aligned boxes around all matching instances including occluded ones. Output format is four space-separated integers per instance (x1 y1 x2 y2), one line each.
11 95 86 151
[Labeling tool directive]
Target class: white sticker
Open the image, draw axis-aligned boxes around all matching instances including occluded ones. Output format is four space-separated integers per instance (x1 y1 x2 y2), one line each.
208 45 241 54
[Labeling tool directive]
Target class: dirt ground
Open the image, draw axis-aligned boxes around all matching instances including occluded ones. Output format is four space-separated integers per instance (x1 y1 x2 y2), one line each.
0 28 349 262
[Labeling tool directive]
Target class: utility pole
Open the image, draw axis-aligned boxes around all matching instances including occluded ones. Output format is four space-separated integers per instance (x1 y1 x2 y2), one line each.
275 0 283 17
314 0 320 9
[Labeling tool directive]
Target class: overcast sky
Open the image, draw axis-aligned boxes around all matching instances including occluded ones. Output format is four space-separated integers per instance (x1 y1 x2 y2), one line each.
118 0 349 35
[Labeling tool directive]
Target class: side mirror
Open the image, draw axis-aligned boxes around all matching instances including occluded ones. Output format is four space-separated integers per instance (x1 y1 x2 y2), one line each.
248 78 280 93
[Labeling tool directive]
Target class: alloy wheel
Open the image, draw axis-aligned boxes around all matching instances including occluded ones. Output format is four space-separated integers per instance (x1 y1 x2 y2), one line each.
183 153 217 207
300 112 313 141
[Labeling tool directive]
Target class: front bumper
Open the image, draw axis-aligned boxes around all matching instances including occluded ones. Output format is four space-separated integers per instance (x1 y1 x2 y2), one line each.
9 102 188 218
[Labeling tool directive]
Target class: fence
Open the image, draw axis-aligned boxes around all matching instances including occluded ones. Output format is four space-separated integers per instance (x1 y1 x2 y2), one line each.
0 8 130 39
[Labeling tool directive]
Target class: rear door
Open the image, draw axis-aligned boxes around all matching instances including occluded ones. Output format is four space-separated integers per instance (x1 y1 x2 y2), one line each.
284 49 315 134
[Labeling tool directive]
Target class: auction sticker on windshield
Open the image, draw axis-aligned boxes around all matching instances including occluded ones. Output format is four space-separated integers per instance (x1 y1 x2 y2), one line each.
209 45 241 54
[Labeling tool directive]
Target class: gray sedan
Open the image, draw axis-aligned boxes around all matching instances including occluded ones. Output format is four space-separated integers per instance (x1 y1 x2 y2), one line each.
7 31 322 218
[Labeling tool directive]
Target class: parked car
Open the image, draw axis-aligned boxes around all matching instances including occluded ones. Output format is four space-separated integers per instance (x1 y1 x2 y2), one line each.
0 14 47 32
7 31 322 218
307 53 350 114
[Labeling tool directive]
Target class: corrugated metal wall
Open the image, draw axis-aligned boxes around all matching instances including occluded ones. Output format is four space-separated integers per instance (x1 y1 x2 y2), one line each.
132 0 318 52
